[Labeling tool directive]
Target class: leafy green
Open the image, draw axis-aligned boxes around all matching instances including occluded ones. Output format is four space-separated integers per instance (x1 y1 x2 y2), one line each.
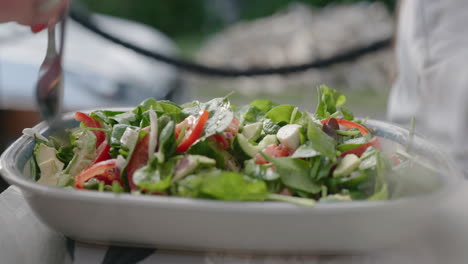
203 99 234 140
264 105 302 124
368 184 388 200
262 155 321 194
110 124 139 147
57 173 73 187
309 156 333 181
56 145 74 165
157 120 176 162
90 110 125 125
139 98 186 123
175 173 207 198
340 107 354 120
188 140 225 169
173 155 216 181
307 119 337 161
83 178 100 190
133 156 175 192
182 97 234 140
110 98 183 127
337 137 367 152
262 119 285 135
336 170 370 189
242 105 264 123
250 99 275 112
111 181 125 193
359 147 378 170
291 143 320 158
29 157 40 181
200 171 269 201
315 85 346 119
176 170 269 201
368 152 389 200
244 159 280 181
240 99 276 123
64 129 97 177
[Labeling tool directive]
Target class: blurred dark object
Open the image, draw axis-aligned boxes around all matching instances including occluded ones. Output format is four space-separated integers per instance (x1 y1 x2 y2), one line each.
0 110 41 191
70 2 391 77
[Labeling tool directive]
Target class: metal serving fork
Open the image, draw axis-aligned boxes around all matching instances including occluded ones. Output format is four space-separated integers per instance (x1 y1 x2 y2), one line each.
35 6 68 129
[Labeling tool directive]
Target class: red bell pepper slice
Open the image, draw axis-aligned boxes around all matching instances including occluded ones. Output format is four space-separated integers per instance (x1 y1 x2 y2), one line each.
125 133 150 190
92 141 111 164
75 112 105 147
322 118 382 157
75 159 120 189
176 110 209 152
321 118 369 135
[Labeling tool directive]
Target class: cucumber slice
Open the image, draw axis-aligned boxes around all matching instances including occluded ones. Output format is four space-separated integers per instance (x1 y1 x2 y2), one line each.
337 137 367 152
258 134 278 149
333 154 361 178
233 134 261 159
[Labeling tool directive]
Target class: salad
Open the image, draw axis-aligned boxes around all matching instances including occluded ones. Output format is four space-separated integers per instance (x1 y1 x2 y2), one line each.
29 86 404 206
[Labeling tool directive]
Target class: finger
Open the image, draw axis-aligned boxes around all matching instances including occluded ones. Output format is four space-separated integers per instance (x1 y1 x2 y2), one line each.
34 0 69 25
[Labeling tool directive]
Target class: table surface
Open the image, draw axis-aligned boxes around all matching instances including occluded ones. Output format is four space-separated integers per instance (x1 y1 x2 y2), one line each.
1 184 468 264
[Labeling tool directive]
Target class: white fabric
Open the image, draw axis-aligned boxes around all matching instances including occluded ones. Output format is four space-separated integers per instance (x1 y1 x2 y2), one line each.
388 0 468 172
0 187 68 264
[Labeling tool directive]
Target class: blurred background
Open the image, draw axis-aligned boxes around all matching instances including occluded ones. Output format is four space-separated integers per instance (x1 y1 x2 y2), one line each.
0 0 397 190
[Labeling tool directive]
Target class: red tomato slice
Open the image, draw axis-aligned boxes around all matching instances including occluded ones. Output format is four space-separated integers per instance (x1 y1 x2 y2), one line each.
210 117 239 149
213 134 230 149
75 159 120 189
175 115 196 138
75 112 105 147
255 144 290 165
126 133 150 190
321 118 369 135
92 141 111 164
225 117 240 135
176 110 209 152
340 136 382 157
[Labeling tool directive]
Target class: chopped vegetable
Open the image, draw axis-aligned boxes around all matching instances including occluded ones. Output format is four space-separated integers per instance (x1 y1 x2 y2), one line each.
32 85 409 206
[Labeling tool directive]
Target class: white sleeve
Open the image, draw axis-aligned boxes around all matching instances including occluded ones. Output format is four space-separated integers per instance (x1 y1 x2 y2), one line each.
388 0 468 171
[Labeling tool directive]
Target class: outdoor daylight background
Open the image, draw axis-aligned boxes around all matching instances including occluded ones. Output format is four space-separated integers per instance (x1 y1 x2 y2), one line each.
80 0 396 117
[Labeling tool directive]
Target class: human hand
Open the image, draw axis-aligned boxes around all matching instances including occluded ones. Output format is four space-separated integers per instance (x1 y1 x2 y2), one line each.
0 0 69 32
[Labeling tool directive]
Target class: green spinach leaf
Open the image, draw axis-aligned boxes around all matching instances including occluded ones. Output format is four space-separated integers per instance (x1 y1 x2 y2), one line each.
291 143 320 158
307 119 337 161
264 105 302 124
200 171 269 201
133 156 175 192
262 155 321 194
157 121 176 161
